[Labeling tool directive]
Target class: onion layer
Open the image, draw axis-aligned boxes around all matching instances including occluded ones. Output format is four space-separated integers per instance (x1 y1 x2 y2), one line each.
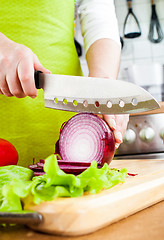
58 113 115 166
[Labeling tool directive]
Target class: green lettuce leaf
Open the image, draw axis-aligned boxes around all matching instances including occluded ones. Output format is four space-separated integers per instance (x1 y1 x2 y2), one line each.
0 155 127 211
0 165 34 211
0 165 34 187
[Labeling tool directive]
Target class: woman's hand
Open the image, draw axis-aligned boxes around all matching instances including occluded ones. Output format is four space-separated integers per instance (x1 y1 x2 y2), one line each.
0 33 50 98
103 114 129 149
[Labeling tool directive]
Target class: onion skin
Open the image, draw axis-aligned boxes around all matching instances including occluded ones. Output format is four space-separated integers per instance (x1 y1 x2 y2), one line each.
58 113 115 167
100 130 115 166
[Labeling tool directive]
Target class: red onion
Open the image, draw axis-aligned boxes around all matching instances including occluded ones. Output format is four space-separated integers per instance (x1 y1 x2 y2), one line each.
58 113 115 166
29 113 115 176
28 164 43 171
33 172 45 176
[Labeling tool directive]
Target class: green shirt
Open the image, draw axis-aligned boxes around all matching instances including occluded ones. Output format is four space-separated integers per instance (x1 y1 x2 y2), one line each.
0 0 82 166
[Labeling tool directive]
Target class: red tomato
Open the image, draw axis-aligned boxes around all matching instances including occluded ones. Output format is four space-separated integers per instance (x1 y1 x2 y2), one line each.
0 139 18 166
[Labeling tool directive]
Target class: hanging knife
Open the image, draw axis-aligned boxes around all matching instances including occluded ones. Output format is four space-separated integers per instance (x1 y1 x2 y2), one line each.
34 71 160 115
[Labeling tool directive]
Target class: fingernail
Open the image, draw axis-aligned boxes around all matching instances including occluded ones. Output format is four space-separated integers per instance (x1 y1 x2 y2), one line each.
31 95 37 99
108 118 116 130
114 131 122 143
115 143 120 149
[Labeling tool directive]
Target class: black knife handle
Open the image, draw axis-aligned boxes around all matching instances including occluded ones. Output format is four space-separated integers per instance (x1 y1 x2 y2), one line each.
0 211 43 225
34 70 42 89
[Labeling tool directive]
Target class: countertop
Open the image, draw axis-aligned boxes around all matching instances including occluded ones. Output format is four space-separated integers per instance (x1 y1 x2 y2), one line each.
1 200 164 240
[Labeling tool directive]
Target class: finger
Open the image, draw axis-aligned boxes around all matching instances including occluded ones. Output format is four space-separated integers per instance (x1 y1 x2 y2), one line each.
33 54 51 74
103 115 122 148
6 69 26 98
0 72 3 94
114 114 129 148
0 73 13 97
103 114 116 130
17 55 38 98
114 131 123 149
115 114 129 135
115 143 120 149
114 130 123 144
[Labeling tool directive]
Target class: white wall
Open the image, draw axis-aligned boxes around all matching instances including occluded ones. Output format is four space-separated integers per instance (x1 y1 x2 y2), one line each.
115 0 164 80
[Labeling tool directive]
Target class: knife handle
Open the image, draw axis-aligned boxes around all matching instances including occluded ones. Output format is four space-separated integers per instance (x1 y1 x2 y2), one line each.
0 211 43 225
34 70 42 89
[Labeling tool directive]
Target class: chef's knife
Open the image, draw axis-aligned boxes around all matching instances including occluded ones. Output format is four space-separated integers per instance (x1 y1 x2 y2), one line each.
34 71 160 114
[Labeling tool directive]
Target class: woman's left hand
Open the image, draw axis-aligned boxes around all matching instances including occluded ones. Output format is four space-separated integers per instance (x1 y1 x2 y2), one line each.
103 114 129 149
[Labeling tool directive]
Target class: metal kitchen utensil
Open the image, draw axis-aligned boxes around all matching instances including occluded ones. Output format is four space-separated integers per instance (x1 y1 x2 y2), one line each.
0 210 43 225
120 36 124 49
148 0 163 43
74 38 82 57
123 0 141 38
34 71 160 115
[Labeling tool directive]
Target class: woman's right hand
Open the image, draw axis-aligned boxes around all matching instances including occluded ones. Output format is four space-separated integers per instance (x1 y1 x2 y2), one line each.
0 33 50 98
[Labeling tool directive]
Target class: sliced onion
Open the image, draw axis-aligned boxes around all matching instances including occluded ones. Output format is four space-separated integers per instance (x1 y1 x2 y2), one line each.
34 171 45 176
58 113 115 166
37 160 92 167
28 164 43 172
29 113 115 176
36 162 44 168
39 159 45 163
55 160 92 167
57 165 88 174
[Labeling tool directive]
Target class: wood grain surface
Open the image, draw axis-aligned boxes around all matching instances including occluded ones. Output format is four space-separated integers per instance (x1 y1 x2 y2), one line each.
1 200 164 240
23 159 164 236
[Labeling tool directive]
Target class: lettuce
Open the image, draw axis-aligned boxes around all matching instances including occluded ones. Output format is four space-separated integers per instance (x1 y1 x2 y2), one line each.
0 165 33 211
0 155 127 211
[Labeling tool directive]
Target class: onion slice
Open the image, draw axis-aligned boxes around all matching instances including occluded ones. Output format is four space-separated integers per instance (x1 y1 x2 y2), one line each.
58 113 115 166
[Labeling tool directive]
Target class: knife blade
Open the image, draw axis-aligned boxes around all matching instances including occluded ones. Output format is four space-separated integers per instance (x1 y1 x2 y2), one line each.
34 71 160 114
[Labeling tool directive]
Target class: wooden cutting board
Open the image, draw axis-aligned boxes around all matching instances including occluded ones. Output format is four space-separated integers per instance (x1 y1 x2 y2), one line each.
25 159 164 236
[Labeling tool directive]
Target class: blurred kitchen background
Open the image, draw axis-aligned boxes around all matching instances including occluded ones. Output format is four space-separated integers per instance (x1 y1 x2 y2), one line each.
115 0 164 78
75 0 164 79
75 0 164 159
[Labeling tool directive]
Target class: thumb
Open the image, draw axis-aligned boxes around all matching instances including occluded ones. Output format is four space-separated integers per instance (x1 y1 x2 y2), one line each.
33 54 51 74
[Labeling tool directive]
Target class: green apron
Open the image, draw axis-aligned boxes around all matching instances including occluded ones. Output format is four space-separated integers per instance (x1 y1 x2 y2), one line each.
0 0 82 166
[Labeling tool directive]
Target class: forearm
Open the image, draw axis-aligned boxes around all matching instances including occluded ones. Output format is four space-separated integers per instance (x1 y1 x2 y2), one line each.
86 38 121 79
86 38 127 148
77 0 121 78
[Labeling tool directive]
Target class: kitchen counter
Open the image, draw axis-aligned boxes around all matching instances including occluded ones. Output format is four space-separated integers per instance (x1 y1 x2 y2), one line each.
1 200 164 240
